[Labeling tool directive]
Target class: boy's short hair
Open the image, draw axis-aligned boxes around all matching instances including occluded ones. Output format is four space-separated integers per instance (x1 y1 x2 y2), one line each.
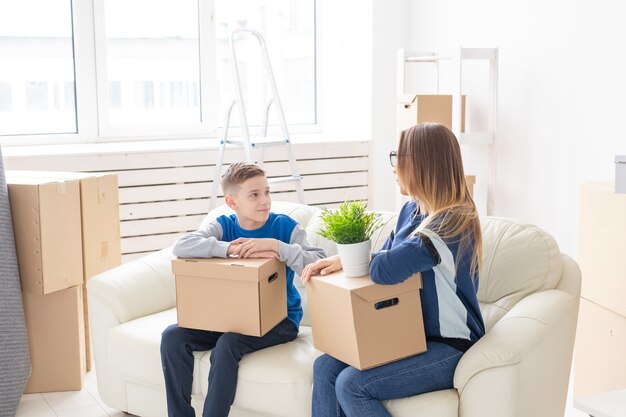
221 162 266 195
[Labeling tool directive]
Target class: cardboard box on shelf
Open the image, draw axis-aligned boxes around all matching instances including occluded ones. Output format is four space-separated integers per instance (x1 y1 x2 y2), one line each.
172 258 287 337
306 271 425 370
6 176 84 295
22 285 86 393
574 298 626 397
465 175 476 198
398 94 466 132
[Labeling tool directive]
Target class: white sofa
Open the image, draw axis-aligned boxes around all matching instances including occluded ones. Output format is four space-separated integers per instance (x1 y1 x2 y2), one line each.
88 201 581 417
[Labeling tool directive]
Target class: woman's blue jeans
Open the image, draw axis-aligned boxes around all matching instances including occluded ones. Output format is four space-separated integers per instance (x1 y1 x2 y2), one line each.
312 341 464 417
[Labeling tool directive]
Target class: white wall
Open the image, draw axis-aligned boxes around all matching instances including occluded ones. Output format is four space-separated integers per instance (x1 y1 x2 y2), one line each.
394 0 626 257
369 0 408 211
318 0 373 140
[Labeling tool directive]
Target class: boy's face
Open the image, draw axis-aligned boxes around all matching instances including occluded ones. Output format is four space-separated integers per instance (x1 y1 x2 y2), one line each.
226 175 271 229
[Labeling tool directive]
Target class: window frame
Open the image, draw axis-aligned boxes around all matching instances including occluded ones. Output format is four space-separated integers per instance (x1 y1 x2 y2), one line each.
0 0 320 146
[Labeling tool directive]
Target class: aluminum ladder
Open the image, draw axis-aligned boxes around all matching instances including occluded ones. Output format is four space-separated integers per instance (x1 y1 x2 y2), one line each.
209 29 305 210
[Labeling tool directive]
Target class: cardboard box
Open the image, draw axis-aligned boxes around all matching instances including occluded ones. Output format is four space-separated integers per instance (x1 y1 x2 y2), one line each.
574 298 626 397
7 171 121 371
72 173 121 371
465 175 476 198
6 176 84 295
22 285 86 393
307 271 425 370
398 94 466 132
172 258 287 337
6 170 122 280
578 182 626 318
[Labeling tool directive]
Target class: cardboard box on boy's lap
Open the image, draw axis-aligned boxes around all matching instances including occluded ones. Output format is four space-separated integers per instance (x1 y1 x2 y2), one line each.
172 257 287 337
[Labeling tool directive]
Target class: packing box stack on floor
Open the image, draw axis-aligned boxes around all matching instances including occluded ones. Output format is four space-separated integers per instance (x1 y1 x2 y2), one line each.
6 171 120 392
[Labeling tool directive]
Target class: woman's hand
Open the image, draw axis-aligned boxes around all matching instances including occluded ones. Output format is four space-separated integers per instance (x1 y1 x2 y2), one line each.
301 255 343 283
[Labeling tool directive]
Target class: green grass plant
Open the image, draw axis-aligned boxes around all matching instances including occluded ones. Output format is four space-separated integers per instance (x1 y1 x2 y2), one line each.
318 200 383 244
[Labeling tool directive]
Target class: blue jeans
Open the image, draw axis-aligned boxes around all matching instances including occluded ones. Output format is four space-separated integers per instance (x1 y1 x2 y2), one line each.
160 318 298 417
312 341 464 417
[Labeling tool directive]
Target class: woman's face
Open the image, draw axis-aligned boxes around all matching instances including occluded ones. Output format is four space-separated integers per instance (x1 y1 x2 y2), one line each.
393 165 409 196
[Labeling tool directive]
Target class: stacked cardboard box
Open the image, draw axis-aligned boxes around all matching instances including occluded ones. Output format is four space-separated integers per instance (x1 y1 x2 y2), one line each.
307 271 426 370
397 94 466 133
575 182 626 397
6 172 120 392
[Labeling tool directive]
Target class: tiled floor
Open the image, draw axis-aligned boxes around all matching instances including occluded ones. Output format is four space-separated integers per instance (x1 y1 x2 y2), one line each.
16 360 589 417
15 361 130 417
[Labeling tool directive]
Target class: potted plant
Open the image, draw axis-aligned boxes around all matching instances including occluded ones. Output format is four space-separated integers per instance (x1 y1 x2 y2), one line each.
318 200 383 277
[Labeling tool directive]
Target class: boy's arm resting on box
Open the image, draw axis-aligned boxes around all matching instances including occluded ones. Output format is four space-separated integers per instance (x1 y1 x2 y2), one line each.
278 224 327 275
172 220 231 258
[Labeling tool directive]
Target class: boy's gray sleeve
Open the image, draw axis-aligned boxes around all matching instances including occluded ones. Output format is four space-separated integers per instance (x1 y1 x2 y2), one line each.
278 224 327 275
172 220 230 258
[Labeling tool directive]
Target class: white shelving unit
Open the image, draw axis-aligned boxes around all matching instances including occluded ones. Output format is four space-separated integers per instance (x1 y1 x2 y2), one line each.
396 47 498 145
396 47 499 215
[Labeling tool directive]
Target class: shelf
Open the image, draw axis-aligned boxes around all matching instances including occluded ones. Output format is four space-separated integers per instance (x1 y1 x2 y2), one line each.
403 48 497 63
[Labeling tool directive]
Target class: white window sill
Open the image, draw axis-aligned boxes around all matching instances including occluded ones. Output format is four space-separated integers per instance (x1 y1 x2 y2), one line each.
2 133 370 158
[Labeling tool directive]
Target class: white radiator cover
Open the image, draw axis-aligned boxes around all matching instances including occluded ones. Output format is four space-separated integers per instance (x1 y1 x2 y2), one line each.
3 140 370 262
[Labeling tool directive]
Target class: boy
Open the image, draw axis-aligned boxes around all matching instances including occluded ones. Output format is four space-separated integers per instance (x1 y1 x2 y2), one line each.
161 162 326 417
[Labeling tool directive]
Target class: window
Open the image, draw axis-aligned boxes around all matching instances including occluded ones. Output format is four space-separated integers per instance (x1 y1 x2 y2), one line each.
95 0 203 134
0 0 317 142
215 0 317 127
0 0 77 136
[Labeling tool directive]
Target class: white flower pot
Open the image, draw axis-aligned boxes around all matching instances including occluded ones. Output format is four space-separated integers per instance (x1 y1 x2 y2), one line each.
336 239 371 277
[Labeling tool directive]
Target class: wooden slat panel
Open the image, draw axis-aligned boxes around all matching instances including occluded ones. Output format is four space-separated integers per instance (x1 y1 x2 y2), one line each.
271 172 368 193
113 157 369 187
120 215 206 237
120 187 369 221
118 171 369 204
4 141 369 171
4 140 371 258
121 232 186 254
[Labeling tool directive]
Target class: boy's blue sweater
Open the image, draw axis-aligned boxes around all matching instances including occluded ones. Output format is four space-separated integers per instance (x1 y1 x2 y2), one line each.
217 213 303 328
370 201 485 349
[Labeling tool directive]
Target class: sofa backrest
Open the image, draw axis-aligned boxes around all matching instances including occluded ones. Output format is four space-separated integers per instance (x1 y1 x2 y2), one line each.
477 217 563 330
202 202 565 331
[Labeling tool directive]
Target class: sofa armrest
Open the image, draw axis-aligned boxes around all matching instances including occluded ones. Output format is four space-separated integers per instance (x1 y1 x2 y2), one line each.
453 288 576 393
87 248 176 324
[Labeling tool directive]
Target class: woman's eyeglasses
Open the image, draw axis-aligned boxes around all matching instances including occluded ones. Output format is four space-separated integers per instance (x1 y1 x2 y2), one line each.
389 151 398 167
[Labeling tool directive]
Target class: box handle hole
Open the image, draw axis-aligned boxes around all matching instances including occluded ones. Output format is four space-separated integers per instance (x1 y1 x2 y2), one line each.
374 297 399 310
268 272 278 283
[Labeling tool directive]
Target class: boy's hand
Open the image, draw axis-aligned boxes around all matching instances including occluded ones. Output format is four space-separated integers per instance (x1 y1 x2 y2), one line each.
301 256 343 283
245 250 280 259
230 238 279 259
227 242 242 257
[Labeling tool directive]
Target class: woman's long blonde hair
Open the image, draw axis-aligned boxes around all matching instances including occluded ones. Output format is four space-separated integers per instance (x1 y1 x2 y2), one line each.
396 123 482 276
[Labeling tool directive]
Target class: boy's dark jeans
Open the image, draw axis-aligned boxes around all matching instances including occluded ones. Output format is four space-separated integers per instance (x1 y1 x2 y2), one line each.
160 318 298 417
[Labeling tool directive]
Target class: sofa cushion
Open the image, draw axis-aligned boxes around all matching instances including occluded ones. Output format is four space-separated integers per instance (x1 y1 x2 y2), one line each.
478 217 563 330
199 326 321 417
108 308 205 396
385 388 459 417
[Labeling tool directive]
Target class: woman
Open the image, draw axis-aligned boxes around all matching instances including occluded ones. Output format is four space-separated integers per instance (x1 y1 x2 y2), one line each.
301 123 485 417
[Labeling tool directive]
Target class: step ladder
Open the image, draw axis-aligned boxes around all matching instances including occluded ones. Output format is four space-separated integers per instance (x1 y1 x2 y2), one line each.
209 29 305 210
